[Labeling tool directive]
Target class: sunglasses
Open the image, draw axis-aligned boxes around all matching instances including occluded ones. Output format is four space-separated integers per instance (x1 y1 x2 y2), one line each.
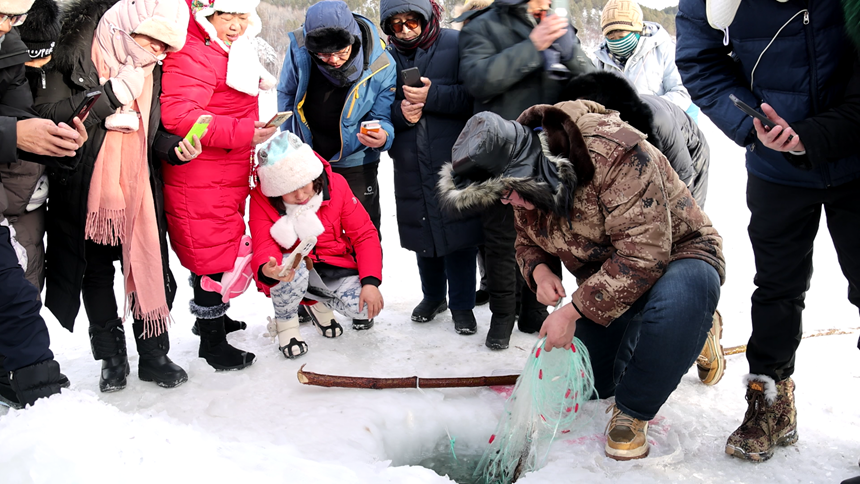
314 46 351 62
0 13 27 27
390 18 420 33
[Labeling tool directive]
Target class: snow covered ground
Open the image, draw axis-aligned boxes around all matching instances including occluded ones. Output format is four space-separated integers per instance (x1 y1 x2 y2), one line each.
1 113 859 484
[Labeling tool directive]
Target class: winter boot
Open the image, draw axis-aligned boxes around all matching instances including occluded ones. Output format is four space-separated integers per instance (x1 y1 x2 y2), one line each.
411 299 448 323
266 316 308 359
89 318 130 393
193 301 256 371
352 318 374 330
7 359 63 408
725 375 798 462
308 303 343 338
697 310 725 385
485 314 516 350
298 305 312 324
604 403 650 461
132 321 188 388
475 289 490 307
191 314 247 336
451 309 477 335
0 355 69 409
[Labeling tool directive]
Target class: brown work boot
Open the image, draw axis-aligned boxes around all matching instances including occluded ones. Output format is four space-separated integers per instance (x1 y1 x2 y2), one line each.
725 375 798 462
604 404 650 460
697 310 725 385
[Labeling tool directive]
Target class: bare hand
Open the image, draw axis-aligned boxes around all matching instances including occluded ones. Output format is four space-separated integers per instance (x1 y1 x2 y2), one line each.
252 121 278 147
754 103 806 153
261 256 296 282
359 285 384 319
67 116 89 148
175 134 204 162
530 15 568 51
401 100 424 124
533 263 566 306
403 77 432 104
16 118 81 157
539 304 580 351
357 127 387 148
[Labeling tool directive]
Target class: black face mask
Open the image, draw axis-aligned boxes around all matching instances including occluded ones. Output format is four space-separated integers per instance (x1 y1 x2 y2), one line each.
311 41 363 87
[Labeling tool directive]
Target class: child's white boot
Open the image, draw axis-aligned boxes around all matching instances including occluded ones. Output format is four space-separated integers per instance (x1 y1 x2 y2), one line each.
308 304 343 338
266 316 308 359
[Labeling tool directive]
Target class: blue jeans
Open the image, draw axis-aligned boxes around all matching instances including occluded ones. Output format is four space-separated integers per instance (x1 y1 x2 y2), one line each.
574 258 720 421
416 247 478 311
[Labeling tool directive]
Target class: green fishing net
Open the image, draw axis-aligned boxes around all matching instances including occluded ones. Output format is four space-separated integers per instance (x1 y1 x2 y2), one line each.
473 336 595 484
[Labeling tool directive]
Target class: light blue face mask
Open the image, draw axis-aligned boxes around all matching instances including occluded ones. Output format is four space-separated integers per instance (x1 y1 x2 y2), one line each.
606 32 640 58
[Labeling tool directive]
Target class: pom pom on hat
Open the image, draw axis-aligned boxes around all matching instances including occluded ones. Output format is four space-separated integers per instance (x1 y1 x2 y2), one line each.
601 0 644 37
257 131 324 198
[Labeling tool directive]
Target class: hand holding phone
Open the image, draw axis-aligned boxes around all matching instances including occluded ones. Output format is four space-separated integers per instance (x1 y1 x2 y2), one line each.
67 91 102 125
264 111 293 128
179 115 212 153
279 236 318 278
729 94 776 130
360 120 381 136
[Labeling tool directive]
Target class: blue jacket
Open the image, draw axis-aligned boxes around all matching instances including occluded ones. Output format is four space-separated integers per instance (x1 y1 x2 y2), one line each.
277 14 396 168
676 0 860 188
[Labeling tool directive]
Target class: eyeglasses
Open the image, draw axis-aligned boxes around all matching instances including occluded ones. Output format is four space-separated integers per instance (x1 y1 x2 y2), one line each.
390 18 420 33
0 13 27 27
500 189 514 203
314 46 351 62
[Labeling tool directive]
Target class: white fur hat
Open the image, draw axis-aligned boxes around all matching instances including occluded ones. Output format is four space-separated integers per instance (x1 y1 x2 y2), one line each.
257 131 324 197
0 0 35 15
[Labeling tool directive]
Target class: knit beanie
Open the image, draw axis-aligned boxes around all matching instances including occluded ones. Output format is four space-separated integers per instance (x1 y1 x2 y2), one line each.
257 131 324 197
16 0 60 59
0 0 34 15
601 0 643 37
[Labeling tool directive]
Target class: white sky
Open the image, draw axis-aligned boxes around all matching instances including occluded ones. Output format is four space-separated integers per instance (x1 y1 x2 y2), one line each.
637 0 679 10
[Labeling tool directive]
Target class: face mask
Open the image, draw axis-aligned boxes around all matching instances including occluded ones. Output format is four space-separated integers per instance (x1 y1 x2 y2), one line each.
606 32 640 58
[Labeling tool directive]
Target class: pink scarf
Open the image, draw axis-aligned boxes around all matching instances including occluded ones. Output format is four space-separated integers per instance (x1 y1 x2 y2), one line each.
85 19 169 336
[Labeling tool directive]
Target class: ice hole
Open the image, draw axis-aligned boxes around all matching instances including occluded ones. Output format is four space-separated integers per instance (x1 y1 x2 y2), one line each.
389 434 484 484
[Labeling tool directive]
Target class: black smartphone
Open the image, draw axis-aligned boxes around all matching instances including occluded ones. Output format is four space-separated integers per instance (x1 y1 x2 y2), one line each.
401 67 423 88
67 91 102 125
729 94 776 130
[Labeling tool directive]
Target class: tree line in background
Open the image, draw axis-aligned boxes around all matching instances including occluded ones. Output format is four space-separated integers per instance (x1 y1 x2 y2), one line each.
257 0 678 76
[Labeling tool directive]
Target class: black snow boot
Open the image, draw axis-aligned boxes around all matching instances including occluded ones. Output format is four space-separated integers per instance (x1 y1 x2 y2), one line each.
411 299 448 323
485 314 516 350
8 359 63 407
0 355 69 409
192 301 255 371
89 318 130 393
451 310 477 335
191 314 247 336
352 318 374 330
298 305 312 324
133 321 188 388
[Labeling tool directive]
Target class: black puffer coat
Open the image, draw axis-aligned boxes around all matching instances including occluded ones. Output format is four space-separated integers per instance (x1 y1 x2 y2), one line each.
33 0 179 330
382 13 483 256
458 0 593 120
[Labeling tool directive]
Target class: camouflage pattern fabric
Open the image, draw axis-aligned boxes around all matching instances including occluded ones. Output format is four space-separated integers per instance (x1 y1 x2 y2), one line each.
725 377 798 461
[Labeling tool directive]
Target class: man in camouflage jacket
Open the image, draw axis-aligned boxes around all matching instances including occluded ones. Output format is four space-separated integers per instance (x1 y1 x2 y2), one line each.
439 100 725 460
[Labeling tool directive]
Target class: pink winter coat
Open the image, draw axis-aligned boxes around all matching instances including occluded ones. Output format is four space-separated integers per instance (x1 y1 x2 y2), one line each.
159 0 257 275
250 157 382 297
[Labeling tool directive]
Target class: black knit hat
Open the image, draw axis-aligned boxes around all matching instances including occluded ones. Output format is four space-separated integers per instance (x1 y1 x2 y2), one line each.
16 0 61 60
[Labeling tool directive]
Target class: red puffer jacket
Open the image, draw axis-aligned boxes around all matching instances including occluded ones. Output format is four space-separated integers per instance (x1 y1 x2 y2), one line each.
250 157 382 297
159 0 257 275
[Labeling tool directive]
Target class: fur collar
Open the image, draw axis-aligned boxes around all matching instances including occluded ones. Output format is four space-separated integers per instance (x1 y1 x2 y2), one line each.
50 0 121 75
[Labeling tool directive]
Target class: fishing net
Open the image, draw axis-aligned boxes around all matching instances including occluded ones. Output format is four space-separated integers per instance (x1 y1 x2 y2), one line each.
473 336 595 484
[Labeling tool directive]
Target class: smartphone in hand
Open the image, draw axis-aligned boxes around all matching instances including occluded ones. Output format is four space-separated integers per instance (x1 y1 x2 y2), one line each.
264 111 293 128
279 236 318 278
360 120 381 135
729 94 776 130
401 67 423 88
67 91 102 125
178 114 212 153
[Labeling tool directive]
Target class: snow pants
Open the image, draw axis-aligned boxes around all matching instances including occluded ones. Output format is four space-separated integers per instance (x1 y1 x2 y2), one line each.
574 258 720 421
270 257 368 321
746 174 860 381
416 247 478 311
0 225 53 372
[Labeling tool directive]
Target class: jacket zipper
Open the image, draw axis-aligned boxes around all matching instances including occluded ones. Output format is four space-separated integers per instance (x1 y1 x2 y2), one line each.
333 62 391 162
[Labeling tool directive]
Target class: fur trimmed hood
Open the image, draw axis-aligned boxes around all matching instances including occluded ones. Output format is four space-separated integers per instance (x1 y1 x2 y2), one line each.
51 0 131 75
561 71 657 142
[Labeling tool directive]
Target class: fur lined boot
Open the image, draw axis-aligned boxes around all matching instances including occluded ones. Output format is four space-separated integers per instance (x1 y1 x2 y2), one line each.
725 375 798 461
132 322 188 388
266 316 308 358
192 301 256 371
89 318 130 393
191 315 247 336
